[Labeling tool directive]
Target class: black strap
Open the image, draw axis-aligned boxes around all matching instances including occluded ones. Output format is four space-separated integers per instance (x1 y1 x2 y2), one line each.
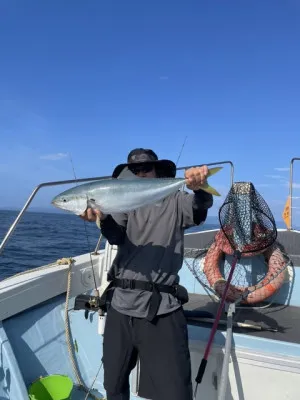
113 278 178 321
113 278 177 295
101 278 178 322
98 281 115 312
147 284 162 322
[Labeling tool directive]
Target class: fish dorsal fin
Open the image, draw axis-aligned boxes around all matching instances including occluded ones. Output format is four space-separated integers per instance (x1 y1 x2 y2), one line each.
117 167 141 180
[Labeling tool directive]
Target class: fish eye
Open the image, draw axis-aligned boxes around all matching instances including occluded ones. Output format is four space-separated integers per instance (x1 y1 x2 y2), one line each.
63 199 67 202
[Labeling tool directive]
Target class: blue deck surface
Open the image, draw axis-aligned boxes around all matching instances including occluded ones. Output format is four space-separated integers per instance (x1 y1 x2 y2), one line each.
1 289 300 399
71 386 105 399
0 294 145 399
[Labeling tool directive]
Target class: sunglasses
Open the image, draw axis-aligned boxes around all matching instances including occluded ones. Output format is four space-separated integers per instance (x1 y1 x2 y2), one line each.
129 163 154 175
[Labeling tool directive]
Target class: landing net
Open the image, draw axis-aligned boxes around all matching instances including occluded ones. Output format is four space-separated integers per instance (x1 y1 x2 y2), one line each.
185 182 292 306
192 181 293 390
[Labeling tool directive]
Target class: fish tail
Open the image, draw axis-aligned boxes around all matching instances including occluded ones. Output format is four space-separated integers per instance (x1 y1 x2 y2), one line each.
201 166 223 195
207 166 223 177
184 166 222 195
200 182 221 196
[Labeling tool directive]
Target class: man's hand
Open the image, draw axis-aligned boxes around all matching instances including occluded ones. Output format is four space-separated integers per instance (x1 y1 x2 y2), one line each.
80 208 106 223
185 165 209 191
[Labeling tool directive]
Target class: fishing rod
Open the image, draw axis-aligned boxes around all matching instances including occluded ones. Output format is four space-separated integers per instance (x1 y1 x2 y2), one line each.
185 315 278 332
70 156 114 335
175 135 188 166
69 154 99 294
66 154 104 400
68 154 106 329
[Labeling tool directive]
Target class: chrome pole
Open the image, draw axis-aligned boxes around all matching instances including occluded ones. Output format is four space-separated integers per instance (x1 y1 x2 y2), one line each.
289 158 300 231
1 160 235 256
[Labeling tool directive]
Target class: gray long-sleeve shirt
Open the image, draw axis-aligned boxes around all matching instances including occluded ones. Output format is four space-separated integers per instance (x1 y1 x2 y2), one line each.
100 189 213 318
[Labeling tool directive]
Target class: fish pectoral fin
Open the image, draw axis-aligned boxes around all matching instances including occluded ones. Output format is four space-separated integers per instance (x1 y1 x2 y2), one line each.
96 215 101 229
74 209 87 216
74 200 89 216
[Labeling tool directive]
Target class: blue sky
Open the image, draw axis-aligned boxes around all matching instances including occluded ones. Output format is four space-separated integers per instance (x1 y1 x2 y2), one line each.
0 0 300 226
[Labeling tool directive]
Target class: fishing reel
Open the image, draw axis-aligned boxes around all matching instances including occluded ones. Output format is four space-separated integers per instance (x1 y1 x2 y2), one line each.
74 293 105 319
74 293 107 335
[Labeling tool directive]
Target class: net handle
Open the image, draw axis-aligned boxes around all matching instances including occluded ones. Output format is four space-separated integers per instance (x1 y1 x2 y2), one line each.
194 250 241 392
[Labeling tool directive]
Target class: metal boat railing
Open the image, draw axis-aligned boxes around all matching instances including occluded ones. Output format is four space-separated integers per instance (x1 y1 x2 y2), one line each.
176 160 234 182
290 157 300 230
93 160 234 253
0 175 110 255
0 160 234 256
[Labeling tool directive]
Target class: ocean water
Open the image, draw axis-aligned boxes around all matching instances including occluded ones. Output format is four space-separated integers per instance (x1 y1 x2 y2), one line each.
0 210 103 280
0 210 218 280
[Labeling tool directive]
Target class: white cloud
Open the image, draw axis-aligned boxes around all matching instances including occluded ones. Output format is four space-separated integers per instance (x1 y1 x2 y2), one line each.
274 167 289 172
255 183 274 188
265 174 284 179
40 153 68 161
280 181 300 189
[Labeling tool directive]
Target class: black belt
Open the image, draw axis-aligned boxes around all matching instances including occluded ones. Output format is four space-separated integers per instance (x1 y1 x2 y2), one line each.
113 278 177 295
113 278 178 321
73 278 189 322
100 278 185 322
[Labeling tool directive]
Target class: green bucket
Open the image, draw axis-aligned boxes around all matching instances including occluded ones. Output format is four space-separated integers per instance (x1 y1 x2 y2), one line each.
28 374 73 400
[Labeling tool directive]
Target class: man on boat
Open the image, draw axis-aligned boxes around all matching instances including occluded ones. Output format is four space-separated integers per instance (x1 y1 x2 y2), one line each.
81 148 213 400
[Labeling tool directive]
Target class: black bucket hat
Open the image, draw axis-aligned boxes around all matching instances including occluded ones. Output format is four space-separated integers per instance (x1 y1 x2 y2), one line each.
112 148 177 178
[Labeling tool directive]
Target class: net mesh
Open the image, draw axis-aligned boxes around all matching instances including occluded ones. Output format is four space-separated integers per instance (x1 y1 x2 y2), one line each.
185 182 292 305
218 182 277 255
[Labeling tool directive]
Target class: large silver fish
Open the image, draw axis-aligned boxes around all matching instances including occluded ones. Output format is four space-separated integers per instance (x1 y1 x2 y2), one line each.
51 167 222 216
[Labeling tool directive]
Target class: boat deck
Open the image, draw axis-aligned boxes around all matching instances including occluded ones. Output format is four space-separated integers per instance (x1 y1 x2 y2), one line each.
72 386 104 399
184 293 300 344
